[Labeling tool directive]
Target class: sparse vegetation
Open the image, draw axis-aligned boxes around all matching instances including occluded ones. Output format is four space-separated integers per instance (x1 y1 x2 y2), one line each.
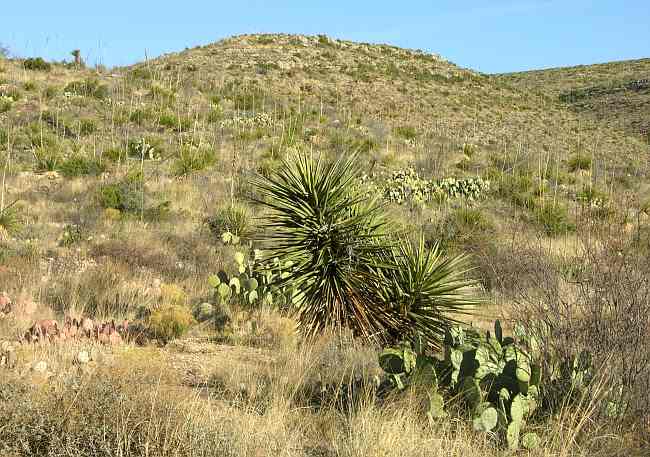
0 33 648 457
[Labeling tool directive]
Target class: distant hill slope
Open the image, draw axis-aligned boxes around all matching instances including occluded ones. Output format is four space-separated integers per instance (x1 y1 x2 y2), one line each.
497 58 650 141
126 34 647 171
1 33 649 251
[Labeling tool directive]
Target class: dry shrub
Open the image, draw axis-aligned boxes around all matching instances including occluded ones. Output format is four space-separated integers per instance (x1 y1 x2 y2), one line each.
218 308 297 350
43 260 154 318
90 236 181 279
148 305 195 343
511 229 650 434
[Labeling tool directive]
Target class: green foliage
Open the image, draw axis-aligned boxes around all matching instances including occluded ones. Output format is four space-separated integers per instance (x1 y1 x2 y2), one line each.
207 249 296 311
433 207 495 251
171 146 216 176
378 237 482 350
59 154 106 177
78 119 97 136
129 108 153 125
58 224 84 247
253 152 392 339
64 78 109 100
33 147 61 172
103 147 125 162
23 57 52 71
206 107 223 124
0 96 12 113
148 305 195 343
127 138 158 159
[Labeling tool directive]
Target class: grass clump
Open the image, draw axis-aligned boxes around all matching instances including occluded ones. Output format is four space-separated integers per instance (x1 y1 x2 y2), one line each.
159 112 192 132
392 125 417 140
206 204 253 240
568 153 592 172
535 200 575 236
171 146 216 177
64 78 109 99
59 154 106 177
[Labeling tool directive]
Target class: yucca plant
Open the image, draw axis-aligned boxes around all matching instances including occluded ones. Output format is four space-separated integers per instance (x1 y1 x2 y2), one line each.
252 152 394 338
378 236 482 350
252 152 481 347
0 202 21 238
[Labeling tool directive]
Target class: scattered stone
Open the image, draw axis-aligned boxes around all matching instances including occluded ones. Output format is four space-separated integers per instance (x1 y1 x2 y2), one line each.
75 350 90 365
32 361 48 373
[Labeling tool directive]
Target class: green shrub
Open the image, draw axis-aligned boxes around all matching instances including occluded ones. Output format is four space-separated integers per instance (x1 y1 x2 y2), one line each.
148 305 195 343
568 154 592 172
43 85 59 99
127 138 159 159
149 84 176 104
535 201 574 236
392 125 417 140
206 204 253 240
23 81 37 91
159 112 191 132
171 146 216 177
97 173 143 212
129 108 152 125
33 147 61 172
23 57 51 71
64 78 109 99
103 147 125 162
206 107 223 124
0 206 22 237
59 155 106 177
433 207 494 251
78 118 97 136
0 96 11 113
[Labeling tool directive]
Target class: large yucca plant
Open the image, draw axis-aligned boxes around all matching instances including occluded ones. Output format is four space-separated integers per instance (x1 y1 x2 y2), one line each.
253 152 481 347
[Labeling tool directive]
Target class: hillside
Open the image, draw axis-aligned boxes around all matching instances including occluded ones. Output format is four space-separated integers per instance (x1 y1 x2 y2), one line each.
1 34 649 456
497 58 650 141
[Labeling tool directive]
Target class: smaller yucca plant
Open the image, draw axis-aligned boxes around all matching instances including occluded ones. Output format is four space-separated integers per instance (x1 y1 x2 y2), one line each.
378 235 482 350
0 202 21 238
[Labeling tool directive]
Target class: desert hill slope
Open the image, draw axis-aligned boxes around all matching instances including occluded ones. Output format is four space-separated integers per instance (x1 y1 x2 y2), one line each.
497 58 650 141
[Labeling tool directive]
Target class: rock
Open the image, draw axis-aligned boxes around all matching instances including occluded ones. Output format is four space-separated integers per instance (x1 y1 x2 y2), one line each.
32 361 47 373
0 293 11 314
75 351 90 365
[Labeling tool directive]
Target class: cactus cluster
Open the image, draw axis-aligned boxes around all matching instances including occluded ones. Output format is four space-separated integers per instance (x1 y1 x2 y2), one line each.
442 321 541 450
378 321 544 450
359 168 490 206
207 250 300 314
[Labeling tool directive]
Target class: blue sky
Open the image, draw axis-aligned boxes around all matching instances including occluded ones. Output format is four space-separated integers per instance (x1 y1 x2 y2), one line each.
1 1 648 73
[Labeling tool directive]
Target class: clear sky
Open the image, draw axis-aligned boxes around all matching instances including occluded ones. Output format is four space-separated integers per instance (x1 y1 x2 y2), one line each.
1 1 648 74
